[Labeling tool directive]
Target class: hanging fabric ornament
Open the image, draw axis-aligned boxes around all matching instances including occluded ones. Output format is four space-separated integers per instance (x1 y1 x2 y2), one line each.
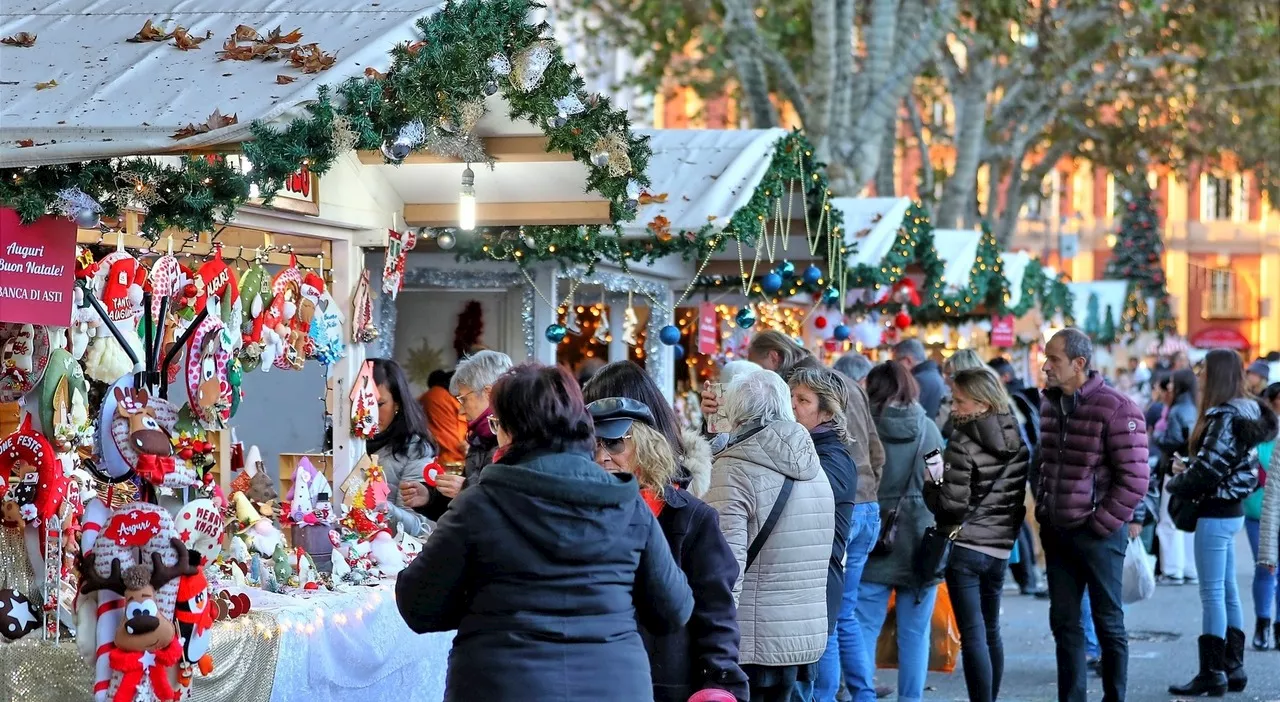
381 228 417 302
511 41 554 91
593 306 612 345
590 133 632 178
331 115 358 154
621 305 640 346
350 362 379 439
351 270 378 343
562 303 582 335
0 323 51 402
658 325 681 346
544 324 568 344
735 307 757 330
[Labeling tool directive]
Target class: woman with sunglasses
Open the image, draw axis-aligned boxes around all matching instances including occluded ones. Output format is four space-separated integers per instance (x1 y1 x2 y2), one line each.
587 396 748 702
396 364 693 702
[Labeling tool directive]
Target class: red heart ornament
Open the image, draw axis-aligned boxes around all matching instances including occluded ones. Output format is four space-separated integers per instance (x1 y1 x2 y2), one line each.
422 463 442 487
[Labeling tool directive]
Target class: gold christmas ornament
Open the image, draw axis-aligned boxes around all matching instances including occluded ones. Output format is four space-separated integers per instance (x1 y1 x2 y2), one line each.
331 115 358 154
510 41 553 91
591 133 631 178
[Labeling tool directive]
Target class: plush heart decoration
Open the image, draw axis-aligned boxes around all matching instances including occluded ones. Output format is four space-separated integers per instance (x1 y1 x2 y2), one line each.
0 414 65 525
213 591 251 620
193 259 242 352
184 316 231 430
264 265 304 371
91 251 145 322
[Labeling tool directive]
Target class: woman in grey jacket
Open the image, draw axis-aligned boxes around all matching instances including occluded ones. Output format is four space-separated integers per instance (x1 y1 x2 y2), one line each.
849 362 944 702
705 368 835 702
367 358 437 538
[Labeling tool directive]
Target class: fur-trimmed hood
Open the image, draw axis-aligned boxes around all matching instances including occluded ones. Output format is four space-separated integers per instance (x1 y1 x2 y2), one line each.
1215 396 1279 449
678 428 713 498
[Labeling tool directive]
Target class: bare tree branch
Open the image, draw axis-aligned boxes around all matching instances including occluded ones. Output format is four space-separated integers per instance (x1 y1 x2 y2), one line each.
905 93 935 203
721 0 778 126
808 0 838 153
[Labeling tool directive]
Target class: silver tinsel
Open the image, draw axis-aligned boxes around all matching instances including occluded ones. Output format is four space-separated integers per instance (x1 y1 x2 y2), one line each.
421 132 491 166
395 268 536 359
331 115 358 154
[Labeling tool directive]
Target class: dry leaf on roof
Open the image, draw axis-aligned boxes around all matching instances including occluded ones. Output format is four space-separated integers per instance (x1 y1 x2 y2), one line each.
275 74 297 85
288 44 336 73
854 227 872 238
364 67 386 81
35 79 57 90
1 33 36 47
647 215 672 242
264 26 303 44
404 40 426 56
171 27 212 50
870 213 883 223
16 139 35 147
233 25 261 42
218 37 281 62
171 109 238 139
707 215 718 221
638 191 668 205
128 19 168 43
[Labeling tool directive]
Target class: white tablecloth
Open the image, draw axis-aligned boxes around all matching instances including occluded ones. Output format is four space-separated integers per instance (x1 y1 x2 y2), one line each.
239 582 452 702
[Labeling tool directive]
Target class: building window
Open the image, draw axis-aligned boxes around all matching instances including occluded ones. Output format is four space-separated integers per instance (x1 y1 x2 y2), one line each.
1201 175 1244 222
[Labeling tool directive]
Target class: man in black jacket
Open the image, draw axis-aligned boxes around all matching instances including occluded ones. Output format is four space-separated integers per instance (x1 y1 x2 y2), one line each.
990 357 1048 597
893 339 945 421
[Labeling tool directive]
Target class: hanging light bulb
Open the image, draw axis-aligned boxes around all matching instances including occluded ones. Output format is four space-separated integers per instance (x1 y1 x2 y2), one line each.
458 165 476 231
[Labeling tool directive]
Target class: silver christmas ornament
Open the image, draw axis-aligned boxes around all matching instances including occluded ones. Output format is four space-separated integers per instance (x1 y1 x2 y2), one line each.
382 141 412 161
483 80 499 96
73 207 101 229
522 234 536 248
551 113 568 128
591 151 610 168
436 231 456 250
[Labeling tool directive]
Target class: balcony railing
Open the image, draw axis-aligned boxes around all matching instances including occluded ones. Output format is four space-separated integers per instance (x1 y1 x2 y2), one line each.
1201 286 1257 320
1008 217 1279 254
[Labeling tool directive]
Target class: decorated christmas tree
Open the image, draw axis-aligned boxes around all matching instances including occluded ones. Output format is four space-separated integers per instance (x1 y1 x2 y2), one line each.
1103 189 1177 335
1100 304 1117 345
1084 292 1101 338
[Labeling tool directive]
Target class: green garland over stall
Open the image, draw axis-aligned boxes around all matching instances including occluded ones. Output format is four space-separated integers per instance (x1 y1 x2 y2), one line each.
0 0 647 238
442 130 840 273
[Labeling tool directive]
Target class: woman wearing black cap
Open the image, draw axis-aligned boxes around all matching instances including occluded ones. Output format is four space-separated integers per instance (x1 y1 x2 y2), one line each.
589 396 748 702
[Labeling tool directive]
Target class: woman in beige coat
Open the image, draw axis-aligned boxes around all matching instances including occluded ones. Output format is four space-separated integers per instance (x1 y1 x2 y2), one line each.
705 368 835 702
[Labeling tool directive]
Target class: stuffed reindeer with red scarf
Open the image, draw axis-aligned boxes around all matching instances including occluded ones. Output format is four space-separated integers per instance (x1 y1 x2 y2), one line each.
81 538 198 702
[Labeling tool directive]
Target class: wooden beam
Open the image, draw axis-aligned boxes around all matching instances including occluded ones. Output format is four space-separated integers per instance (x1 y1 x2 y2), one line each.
356 136 574 165
403 201 612 227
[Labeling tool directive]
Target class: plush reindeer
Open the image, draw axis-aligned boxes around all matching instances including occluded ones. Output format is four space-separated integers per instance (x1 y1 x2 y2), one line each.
81 538 198 702
113 388 175 486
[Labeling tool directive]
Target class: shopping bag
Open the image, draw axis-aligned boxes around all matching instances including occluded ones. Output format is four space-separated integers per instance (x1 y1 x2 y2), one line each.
929 582 961 673
1122 536 1156 604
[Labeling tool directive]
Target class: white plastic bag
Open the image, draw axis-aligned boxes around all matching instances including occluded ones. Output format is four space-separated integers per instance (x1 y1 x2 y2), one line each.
1122 537 1156 604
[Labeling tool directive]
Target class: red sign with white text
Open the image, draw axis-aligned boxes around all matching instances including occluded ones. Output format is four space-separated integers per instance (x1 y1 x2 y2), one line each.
990 315 1016 348
0 208 77 326
697 303 718 355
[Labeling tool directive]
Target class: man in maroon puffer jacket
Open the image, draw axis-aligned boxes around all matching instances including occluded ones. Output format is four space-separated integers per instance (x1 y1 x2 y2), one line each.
1037 328 1150 702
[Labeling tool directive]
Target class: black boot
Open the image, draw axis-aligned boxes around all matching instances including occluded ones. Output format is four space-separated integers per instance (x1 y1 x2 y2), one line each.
1168 635 1228 697
1254 618 1272 651
1225 627 1247 692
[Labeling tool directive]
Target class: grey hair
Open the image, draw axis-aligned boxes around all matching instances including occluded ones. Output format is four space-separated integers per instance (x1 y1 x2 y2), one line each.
725 369 795 427
1053 328 1093 370
788 366 851 443
833 353 873 383
720 359 764 386
892 338 927 364
944 349 984 376
450 350 514 395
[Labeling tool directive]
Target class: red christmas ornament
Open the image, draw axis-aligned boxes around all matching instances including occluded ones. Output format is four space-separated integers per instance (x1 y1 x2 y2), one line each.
182 283 198 298
894 311 912 329
814 316 828 329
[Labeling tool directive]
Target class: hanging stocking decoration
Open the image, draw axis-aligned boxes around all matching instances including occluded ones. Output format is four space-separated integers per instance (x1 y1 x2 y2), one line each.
381 229 417 302
352 270 378 343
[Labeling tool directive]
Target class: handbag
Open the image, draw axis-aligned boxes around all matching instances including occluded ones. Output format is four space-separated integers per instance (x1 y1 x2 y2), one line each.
873 415 930 556
1167 492 1201 531
917 433 1011 580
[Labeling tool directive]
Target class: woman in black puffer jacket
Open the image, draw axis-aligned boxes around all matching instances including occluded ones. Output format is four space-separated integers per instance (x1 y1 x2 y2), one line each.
1168 350 1279 697
923 368 1029 702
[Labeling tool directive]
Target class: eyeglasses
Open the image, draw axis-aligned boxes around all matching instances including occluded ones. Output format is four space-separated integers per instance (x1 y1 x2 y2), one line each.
487 415 501 434
454 390 475 403
597 435 632 455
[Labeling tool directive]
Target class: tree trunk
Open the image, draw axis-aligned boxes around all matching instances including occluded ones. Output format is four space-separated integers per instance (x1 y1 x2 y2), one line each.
936 58 992 228
875 118 898 196
808 0 838 160
723 0 779 127
905 94 935 206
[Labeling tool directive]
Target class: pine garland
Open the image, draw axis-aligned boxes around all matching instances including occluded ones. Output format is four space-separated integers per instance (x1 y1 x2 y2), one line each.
1 0 648 237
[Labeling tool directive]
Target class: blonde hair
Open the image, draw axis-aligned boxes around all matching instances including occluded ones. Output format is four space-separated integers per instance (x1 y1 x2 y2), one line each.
630 423 678 497
945 349 985 376
788 366 851 443
950 368 1012 414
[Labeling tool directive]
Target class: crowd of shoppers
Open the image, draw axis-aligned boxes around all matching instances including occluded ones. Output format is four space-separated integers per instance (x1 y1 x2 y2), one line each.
389 329 1279 702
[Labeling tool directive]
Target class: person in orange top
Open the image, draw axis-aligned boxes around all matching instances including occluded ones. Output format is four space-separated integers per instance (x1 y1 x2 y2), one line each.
420 370 468 466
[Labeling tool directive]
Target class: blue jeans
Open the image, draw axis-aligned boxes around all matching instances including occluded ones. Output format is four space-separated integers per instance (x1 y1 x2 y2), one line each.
814 503 879 702
850 583 937 702
1080 591 1100 659
1244 517 1280 620
1195 516 1245 636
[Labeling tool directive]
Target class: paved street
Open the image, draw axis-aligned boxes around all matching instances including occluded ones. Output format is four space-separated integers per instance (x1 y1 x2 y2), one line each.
910 534 1280 701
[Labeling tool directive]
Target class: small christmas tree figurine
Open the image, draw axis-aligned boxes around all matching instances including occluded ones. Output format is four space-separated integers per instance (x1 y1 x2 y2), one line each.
1084 292 1101 338
1104 189 1176 334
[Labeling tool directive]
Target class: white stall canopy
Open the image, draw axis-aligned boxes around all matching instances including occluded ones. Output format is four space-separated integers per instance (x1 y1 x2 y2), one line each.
831 197 913 266
0 0 442 166
618 128 789 236
932 228 981 291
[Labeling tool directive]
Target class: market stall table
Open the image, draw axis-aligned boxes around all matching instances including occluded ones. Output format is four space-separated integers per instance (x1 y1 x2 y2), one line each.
0 581 451 702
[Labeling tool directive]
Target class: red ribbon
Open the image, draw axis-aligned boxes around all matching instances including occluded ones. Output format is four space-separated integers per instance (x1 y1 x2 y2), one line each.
135 454 176 485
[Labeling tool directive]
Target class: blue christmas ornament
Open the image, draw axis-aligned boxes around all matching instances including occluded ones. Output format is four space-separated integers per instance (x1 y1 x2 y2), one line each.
833 324 851 341
735 307 757 329
803 265 822 286
822 286 841 303
658 325 682 346
545 324 568 343
777 261 795 277
761 272 783 295
673 344 686 360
